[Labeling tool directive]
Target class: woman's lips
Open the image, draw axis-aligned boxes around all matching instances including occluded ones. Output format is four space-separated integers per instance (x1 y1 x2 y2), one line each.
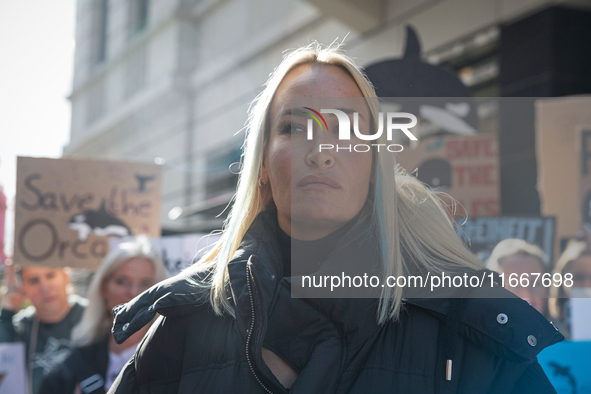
297 175 342 189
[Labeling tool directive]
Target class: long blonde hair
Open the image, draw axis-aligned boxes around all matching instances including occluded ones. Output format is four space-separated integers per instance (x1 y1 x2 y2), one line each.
196 41 483 323
72 237 168 346
549 240 589 320
486 238 548 274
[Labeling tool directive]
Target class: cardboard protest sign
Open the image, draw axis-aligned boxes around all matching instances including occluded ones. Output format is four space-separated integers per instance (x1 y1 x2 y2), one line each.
0 186 6 262
110 233 220 277
0 342 27 394
397 134 500 218
536 96 591 261
570 288 591 342
579 128 591 232
456 216 555 265
538 341 591 393
14 157 161 269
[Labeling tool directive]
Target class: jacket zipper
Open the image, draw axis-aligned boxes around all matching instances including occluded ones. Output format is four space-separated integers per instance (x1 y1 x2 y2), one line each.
245 262 274 394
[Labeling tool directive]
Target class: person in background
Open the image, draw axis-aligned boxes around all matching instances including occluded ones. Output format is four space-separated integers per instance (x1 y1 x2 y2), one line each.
549 240 591 339
39 238 168 394
0 261 87 394
486 239 550 317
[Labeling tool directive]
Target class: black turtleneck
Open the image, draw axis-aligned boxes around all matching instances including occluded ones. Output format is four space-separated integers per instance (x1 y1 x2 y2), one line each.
276 218 356 278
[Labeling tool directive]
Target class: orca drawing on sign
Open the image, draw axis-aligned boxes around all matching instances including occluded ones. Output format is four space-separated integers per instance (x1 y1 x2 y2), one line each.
364 26 479 136
135 174 155 192
547 362 576 394
68 200 131 241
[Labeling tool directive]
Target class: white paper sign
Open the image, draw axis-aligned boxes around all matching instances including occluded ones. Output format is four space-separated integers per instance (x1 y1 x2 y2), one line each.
110 234 220 277
570 288 591 341
0 342 27 394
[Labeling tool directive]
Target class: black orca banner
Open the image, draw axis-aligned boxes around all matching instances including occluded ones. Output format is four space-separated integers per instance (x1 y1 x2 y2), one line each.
456 216 555 265
14 156 161 269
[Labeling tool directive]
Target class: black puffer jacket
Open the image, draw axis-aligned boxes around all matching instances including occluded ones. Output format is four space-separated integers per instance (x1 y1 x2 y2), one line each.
107 210 563 393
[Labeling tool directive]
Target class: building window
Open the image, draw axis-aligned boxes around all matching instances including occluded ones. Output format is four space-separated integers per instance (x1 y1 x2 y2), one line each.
86 77 106 125
92 0 109 64
426 26 500 98
124 42 147 98
129 0 149 37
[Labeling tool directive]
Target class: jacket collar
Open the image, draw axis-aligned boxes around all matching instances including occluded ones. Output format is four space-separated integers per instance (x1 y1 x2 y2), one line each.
111 209 282 344
226 209 285 329
112 209 563 364
234 209 385 348
404 296 564 362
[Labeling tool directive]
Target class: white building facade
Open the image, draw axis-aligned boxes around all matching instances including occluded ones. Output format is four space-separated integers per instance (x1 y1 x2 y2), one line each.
65 0 591 233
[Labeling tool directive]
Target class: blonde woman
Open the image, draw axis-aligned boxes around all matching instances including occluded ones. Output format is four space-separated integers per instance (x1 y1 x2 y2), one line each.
40 238 168 394
108 43 562 393
486 239 550 316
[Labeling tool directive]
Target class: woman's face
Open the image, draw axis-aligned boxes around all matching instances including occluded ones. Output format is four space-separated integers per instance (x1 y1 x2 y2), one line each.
262 64 373 240
102 257 156 313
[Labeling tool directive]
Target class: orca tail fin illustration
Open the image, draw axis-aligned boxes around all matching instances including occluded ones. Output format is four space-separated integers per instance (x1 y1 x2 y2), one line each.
404 26 421 60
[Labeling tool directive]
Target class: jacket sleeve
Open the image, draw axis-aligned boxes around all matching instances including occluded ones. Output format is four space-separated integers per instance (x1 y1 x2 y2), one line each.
0 308 19 342
106 356 139 394
510 362 557 394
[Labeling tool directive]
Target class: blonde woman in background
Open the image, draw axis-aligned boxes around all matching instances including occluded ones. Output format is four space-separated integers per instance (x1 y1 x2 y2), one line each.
549 240 591 339
486 239 550 317
108 43 562 393
40 238 168 394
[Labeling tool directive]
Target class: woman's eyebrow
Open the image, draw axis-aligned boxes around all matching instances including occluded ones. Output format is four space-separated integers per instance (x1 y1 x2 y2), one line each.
275 108 307 122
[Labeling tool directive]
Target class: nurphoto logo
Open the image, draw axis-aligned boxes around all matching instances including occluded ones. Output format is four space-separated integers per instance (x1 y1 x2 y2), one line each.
302 107 418 152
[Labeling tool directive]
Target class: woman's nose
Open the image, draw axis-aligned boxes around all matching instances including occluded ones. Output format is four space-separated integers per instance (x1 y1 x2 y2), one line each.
39 279 50 293
306 128 336 168
306 145 335 168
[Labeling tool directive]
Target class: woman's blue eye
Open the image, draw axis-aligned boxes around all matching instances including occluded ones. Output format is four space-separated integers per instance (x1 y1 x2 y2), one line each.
279 122 305 135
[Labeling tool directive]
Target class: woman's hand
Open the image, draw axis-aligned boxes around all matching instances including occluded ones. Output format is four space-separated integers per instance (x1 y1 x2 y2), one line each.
1 260 24 312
